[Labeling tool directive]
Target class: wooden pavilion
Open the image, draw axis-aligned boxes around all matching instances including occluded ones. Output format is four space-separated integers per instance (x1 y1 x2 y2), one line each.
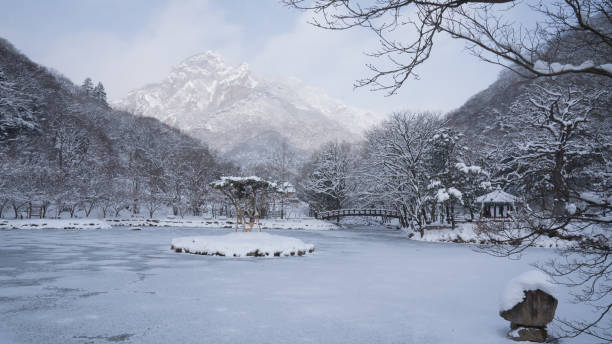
475 187 519 219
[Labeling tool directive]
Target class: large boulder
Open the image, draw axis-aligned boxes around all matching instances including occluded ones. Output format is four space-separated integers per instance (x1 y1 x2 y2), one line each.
500 289 558 328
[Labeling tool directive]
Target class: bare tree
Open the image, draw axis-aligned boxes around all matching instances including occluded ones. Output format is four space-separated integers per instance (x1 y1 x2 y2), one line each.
284 0 611 94
302 141 356 213
359 112 442 230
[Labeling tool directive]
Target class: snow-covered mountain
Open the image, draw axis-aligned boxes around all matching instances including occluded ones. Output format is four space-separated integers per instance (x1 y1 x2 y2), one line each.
113 52 380 160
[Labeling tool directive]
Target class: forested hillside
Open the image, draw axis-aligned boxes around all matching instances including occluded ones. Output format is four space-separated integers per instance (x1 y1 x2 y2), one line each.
302 17 612 228
0 38 234 218
441 17 612 207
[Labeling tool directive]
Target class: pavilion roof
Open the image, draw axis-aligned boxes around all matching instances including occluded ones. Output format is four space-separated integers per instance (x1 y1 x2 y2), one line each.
476 187 519 203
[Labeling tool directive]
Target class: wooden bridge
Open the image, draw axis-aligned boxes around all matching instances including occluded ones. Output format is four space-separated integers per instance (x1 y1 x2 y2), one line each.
316 209 401 221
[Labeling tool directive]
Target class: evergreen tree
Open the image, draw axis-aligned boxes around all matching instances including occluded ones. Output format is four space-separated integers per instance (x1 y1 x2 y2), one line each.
93 82 107 105
81 77 93 95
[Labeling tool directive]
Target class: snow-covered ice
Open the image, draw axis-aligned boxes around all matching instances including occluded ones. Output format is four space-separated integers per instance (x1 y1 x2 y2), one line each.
171 232 315 257
0 226 599 343
499 270 556 312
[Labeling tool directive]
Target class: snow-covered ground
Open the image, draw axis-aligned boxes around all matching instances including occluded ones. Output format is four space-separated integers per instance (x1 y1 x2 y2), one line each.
0 219 110 230
0 225 599 344
0 217 338 231
410 222 577 248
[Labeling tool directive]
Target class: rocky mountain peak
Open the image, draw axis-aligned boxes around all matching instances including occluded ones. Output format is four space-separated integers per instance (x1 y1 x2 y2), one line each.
114 51 382 165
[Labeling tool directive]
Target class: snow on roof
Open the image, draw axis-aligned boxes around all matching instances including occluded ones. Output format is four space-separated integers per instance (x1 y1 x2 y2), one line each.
211 176 266 188
475 187 519 204
499 270 555 311
278 182 296 194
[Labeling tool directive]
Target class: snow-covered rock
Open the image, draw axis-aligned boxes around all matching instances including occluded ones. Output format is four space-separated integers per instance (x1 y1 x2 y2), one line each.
170 232 315 257
499 270 555 312
499 270 558 343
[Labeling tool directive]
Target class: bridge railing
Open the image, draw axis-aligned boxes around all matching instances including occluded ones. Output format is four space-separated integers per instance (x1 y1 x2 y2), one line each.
316 209 401 219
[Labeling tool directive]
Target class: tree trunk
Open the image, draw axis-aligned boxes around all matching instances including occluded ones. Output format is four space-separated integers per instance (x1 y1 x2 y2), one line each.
450 203 456 229
85 202 95 217
551 149 568 217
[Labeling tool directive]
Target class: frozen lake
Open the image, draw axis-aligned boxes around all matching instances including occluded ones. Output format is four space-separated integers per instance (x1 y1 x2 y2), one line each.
0 227 594 343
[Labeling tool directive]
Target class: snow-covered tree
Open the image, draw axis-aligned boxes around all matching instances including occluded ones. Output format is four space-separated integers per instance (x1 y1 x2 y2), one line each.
502 81 609 216
211 176 278 232
359 112 442 230
92 82 107 105
81 77 94 95
479 80 611 341
302 141 356 213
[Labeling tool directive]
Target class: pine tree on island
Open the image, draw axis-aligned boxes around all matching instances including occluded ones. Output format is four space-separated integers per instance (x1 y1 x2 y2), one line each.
211 176 280 232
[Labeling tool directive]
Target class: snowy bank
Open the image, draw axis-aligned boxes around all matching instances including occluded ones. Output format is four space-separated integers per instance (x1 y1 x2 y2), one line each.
170 232 315 257
0 217 337 231
500 270 555 312
0 219 110 230
408 222 576 248
108 217 337 231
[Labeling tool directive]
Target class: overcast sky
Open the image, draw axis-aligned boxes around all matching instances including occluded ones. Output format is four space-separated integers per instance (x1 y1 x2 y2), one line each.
0 0 507 116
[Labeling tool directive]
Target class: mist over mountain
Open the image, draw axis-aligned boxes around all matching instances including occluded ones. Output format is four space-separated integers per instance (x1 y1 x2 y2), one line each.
113 52 382 162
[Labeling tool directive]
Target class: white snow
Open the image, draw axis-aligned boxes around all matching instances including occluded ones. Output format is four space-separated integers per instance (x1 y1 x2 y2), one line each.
500 270 555 312
436 189 450 202
435 187 462 203
107 217 338 231
476 188 519 203
210 175 264 187
480 181 492 189
170 232 315 257
428 180 442 189
456 162 485 175
565 203 577 215
0 217 338 231
0 219 110 230
447 187 463 203
410 222 577 248
533 60 605 74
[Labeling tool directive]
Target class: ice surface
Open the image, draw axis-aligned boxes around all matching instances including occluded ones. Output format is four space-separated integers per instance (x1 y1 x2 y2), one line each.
0 226 599 344
171 232 315 257
499 270 555 311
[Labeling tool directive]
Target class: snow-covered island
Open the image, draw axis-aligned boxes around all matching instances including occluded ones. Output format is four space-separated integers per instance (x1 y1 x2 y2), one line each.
171 232 315 257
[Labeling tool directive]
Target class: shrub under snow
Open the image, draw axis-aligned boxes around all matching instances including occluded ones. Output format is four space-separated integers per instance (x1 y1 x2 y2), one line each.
171 232 315 257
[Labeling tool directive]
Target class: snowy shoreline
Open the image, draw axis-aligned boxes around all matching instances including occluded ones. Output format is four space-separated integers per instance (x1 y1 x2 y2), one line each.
407 222 578 249
0 217 339 231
